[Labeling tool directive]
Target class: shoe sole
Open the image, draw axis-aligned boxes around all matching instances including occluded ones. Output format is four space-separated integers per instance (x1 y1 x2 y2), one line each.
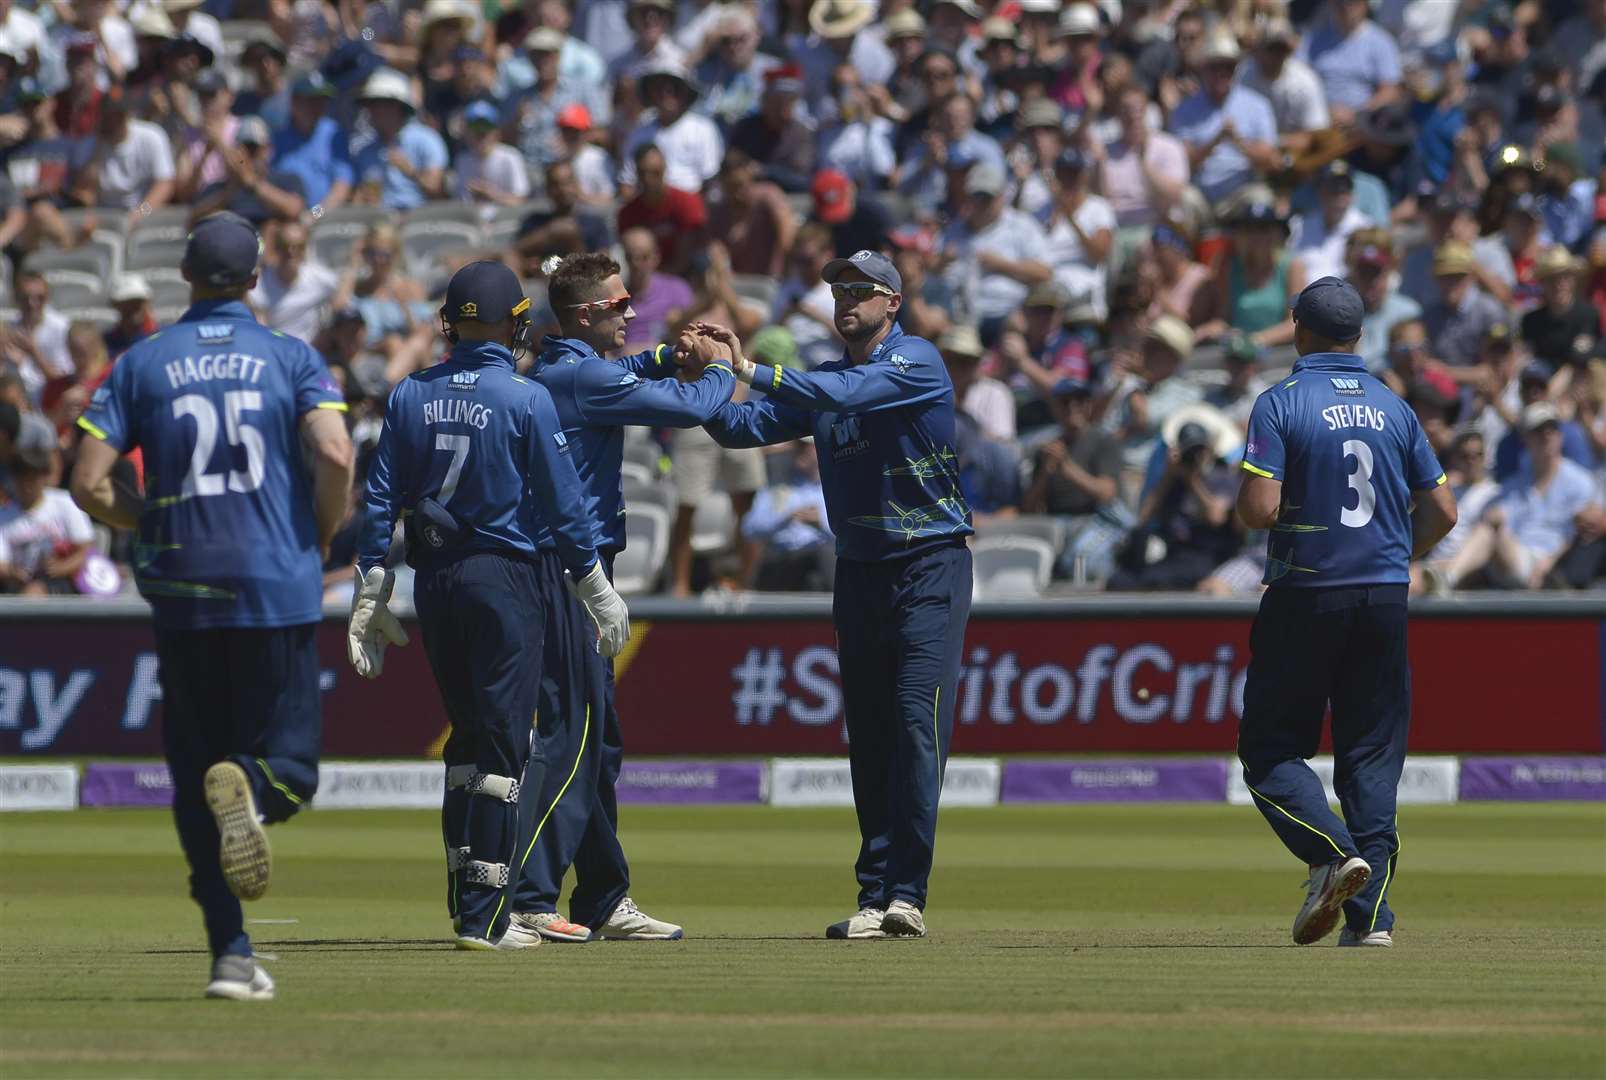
1338 935 1393 948
454 936 499 951
204 981 273 1001
1292 861 1371 945
205 763 270 902
881 911 928 938
825 923 885 940
496 928 544 950
597 928 684 941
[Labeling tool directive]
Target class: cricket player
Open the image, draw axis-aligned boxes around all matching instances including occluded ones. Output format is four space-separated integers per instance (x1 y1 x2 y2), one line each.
502 252 736 945
701 250 974 940
1236 277 1458 947
349 260 631 951
70 212 356 1000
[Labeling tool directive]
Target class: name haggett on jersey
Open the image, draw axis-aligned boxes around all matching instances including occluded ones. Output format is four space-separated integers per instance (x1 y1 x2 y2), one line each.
163 353 269 389
422 399 494 429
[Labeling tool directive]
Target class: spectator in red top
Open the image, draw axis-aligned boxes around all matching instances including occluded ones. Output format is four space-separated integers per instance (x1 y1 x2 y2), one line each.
616 142 707 274
1050 3 1104 113
42 321 110 439
706 148 795 278
54 36 103 139
103 275 157 359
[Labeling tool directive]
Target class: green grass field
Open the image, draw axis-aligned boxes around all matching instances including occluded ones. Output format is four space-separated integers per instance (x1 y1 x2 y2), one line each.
2 803 1603 1079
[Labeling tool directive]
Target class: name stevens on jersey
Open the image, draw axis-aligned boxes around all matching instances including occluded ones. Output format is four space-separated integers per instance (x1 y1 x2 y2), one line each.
423 398 494 429
164 353 269 389
1321 403 1387 432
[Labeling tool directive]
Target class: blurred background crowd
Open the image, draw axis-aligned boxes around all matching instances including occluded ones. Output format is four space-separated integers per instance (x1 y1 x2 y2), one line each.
1 0 1604 600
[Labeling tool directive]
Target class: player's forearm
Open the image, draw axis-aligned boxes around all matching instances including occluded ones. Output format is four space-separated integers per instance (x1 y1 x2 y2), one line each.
71 472 143 530
305 412 356 548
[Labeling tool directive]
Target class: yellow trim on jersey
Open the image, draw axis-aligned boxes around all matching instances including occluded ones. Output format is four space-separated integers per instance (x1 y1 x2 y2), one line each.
654 343 668 365
76 417 111 441
705 363 733 377
771 365 783 390
1241 461 1276 479
315 401 349 412
1434 473 1447 486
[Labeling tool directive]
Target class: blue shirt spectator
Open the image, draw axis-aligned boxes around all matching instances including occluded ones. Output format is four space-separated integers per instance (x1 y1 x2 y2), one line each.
271 79 353 210
1168 62 1277 205
1296 1 1402 115
349 70 450 211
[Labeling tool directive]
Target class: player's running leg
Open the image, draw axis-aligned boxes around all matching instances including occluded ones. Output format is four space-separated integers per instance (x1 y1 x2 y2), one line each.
1330 590 1411 946
1239 589 1369 945
883 544 972 939
829 558 899 940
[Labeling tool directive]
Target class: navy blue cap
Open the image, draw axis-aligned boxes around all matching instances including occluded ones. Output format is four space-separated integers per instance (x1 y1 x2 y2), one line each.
822 249 903 293
1055 147 1092 173
1520 360 1555 384
182 212 262 288
292 71 335 97
443 260 531 324
1051 377 1090 397
463 99 500 126
1290 275 1365 342
1232 200 1285 228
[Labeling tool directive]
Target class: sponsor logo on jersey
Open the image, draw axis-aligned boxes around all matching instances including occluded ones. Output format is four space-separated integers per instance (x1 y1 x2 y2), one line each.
830 416 869 460
1328 376 1364 396
886 353 912 373
196 324 233 342
449 370 480 390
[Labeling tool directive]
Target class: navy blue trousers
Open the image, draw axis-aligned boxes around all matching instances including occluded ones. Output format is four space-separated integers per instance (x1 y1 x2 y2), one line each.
415 552 557 940
1238 584 1411 934
154 623 321 959
834 542 972 911
513 554 631 929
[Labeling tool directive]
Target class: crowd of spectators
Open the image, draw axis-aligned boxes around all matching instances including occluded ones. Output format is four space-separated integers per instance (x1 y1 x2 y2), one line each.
2 0 1605 598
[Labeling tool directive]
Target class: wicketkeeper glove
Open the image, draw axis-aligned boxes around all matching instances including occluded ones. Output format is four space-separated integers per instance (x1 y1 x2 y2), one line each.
572 561 631 658
347 566 409 678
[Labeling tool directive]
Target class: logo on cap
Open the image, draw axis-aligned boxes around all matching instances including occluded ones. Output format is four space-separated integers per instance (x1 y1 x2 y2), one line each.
459 302 478 318
850 250 873 263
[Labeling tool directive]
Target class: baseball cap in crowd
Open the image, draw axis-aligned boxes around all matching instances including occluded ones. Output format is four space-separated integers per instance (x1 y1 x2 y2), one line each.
811 169 854 224
1024 281 1069 309
240 30 287 63
194 69 229 96
881 9 926 38
1146 314 1194 361
1056 3 1101 37
1258 17 1298 47
1174 421 1214 455
1350 232 1394 268
524 26 565 52
1318 160 1354 190
1051 377 1091 398
981 16 1020 43
762 63 804 97
108 273 152 304
1020 98 1063 130
1536 245 1580 278
14 413 56 472
556 103 592 131
1432 241 1475 276
1019 0 1059 13
934 0 984 19
236 115 271 146
888 225 933 254
1199 32 1241 63
463 99 500 127
182 212 262 288
1054 147 1092 174
1521 401 1561 433
1232 200 1285 229
1291 275 1365 342
938 325 985 358
822 249 903 293
443 260 531 325
1520 360 1555 387
359 68 417 110
810 0 874 39
965 163 1007 197
1482 322 1515 350
292 71 336 98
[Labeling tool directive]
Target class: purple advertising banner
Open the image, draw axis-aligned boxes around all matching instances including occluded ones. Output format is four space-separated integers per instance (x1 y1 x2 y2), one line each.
1458 757 1606 801
616 760 765 804
80 762 174 807
1001 758 1229 803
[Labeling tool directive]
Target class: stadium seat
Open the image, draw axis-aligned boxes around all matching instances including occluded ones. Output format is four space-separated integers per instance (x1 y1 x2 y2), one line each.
973 514 1068 554
152 304 186 326
483 215 524 251
38 268 106 308
150 278 192 310
619 460 654 487
690 492 733 554
613 503 669 595
60 306 118 331
623 437 663 476
129 206 193 234
125 238 190 272
971 536 1055 601
309 220 368 269
404 203 483 229
401 220 485 277
623 473 673 517
23 245 109 280
313 205 394 230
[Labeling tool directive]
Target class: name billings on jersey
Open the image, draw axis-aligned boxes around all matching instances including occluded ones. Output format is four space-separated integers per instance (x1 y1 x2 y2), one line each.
164 353 268 389
1321 403 1387 432
423 398 493 429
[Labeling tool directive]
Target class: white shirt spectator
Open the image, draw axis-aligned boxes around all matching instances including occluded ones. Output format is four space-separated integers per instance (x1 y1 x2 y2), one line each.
0 3 46 63
453 142 531 203
571 143 617 201
619 109 724 192
7 305 70 399
942 207 1053 323
248 261 340 343
793 33 894 116
1046 194 1117 318
774 278 839 369
1428 476 1499 562
963 377 1017 443
605 37 687 87
1237 57 1329 134
1098 131 1189 227
818 117 897 189
1288 204 1368 282
0 488 94 578
78 119 176 210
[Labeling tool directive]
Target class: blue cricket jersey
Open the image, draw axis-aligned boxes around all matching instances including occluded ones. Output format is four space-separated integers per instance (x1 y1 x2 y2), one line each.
77 299 347 628
356 341 600 577
533 337 735 553
704 323 974 562
1242 351 1446 588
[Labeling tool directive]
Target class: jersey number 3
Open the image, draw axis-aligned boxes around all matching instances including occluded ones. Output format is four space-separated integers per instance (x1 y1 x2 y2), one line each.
1340 439 1376 529
173 391 266 497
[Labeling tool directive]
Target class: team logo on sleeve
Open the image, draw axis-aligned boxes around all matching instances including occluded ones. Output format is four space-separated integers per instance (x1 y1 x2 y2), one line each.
1328 377 1364 396
553 430 571 453
617 371 642 389
886 353 913 373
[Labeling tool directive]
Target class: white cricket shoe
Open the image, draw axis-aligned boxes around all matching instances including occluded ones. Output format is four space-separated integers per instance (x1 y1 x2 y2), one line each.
597 897 684 940
826 908 886 939
1338 927 1394 947
508 911 591 943
205 762 271 901
1292 857 1371 945
205 956 275 1001
881 900 928 938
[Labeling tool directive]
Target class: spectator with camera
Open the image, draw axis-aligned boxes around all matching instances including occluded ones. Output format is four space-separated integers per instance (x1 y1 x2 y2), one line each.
1108 420 1241 591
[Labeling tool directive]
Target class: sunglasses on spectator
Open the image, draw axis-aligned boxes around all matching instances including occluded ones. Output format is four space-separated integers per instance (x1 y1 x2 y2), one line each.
569 294 632 315
831 282 893 301
1390 342 1426 357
